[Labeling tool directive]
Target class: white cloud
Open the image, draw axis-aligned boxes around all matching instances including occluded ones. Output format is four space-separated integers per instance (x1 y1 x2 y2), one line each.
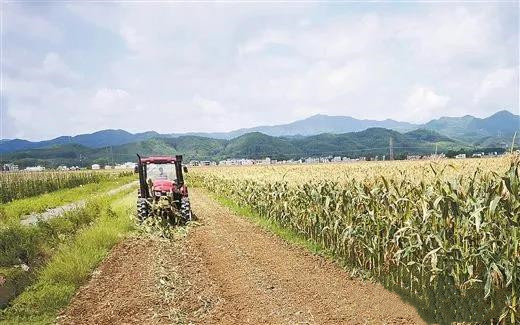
2 2 518 140
90 88 133 114
473 67 518 108
1 4 63 42
404 87 450 122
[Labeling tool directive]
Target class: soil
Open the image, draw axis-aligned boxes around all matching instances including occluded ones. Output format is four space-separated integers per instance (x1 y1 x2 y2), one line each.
58 188 426 324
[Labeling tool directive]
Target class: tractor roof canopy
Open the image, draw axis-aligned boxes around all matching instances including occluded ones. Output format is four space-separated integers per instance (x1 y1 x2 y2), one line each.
140 156 178 164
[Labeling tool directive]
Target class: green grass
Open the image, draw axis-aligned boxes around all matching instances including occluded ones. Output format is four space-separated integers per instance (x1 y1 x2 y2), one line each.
0 175 135 223
0 192 136 324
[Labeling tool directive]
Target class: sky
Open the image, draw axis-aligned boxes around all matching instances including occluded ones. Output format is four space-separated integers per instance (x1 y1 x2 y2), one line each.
1 1 518 141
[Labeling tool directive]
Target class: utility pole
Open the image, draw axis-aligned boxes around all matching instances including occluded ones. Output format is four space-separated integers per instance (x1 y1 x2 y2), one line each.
435 143 438 155
110 146 114 166
389 137 394 160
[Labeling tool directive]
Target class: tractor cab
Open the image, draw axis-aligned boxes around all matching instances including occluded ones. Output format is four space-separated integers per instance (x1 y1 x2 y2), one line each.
146 163 177 192
135 155 188 198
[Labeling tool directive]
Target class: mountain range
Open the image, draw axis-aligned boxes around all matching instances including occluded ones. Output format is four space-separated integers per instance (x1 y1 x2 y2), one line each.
1 110 518 155
1 128 468 167
0 110 517 167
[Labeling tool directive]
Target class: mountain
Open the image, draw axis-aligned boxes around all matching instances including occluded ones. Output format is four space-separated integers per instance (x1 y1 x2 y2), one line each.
221 132 302 159
216 114 418 139
0 130 166 154
0 128 469 168
1 110 517 155
0 114 419 153
423 110 519 146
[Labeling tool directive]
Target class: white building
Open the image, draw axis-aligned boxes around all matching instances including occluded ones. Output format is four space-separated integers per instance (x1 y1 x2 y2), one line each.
305 157 319 164
25 166 45 172
91 164 101 170
2 163 19 172
455 154 467 159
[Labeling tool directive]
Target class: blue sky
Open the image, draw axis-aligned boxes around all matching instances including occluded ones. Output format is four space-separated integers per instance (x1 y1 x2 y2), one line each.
1 1 518 140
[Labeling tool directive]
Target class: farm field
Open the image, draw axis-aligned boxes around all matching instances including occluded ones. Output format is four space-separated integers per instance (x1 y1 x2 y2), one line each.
189 155 519 324
0 170 138 323
0 170 133 204
1 156 518 324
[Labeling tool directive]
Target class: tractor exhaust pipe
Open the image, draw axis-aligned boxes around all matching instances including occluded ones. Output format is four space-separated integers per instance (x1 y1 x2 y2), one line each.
136 154 149 199
175 155 184 186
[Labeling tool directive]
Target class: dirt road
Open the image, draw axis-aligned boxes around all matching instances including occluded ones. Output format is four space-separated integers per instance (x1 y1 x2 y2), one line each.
21 181 138 226
58 188 425 324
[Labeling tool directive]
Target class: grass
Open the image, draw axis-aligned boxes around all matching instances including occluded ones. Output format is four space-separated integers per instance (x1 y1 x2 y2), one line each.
0 185 137 312
0 192 136 324
0 175 135 223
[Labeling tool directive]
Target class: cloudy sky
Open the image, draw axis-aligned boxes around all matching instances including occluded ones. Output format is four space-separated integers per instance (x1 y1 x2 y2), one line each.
1 1 518 141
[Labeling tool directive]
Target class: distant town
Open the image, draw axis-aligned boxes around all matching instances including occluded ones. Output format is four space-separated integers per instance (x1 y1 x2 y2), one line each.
1 151 510 172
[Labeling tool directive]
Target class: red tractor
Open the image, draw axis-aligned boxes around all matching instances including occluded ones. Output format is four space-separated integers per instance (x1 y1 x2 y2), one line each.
135 154 192 224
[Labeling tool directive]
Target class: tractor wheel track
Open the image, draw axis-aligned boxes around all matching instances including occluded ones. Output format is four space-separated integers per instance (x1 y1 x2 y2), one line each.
58 188 425 324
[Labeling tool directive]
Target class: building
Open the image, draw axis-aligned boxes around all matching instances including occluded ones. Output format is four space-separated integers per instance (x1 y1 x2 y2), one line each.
305 157 319 164
91 164 101 170
25 166 45 172
2 163 19 172
455 154 466 159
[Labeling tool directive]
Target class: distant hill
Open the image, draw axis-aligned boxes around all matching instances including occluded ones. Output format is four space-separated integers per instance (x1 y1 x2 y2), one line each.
1 109 516 156
423 110 519 146
0 130 166 153
211 114 418 139
1 128 471 168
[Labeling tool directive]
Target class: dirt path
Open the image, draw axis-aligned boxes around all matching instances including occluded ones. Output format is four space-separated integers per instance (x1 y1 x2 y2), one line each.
20 181 138 226
58 188 425 324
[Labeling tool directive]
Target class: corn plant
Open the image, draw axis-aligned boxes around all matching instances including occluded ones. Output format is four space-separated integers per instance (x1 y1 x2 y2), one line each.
189 155 519 324
0 170 132 203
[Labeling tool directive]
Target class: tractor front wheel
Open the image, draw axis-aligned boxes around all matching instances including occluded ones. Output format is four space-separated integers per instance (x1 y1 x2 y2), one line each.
137 198 149 221
180 197 193 222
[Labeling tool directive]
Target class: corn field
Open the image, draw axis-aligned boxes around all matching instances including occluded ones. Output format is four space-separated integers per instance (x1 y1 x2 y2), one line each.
190 156 519 324
0 170 133 203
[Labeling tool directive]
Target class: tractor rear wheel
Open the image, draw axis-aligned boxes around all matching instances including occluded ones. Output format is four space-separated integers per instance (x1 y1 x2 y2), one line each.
180 197 192 222
137 198 149 221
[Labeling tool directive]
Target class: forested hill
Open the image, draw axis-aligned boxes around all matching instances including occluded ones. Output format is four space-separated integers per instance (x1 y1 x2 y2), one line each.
1 128 474 168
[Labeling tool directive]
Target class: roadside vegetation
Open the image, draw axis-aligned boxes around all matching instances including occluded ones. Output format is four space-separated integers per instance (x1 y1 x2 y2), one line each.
0 174 135 223
190 155 519 324
0 189 137 324
0 170 132 204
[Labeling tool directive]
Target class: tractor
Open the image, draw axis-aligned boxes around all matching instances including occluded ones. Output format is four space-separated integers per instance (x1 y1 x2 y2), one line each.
135 154 192 225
